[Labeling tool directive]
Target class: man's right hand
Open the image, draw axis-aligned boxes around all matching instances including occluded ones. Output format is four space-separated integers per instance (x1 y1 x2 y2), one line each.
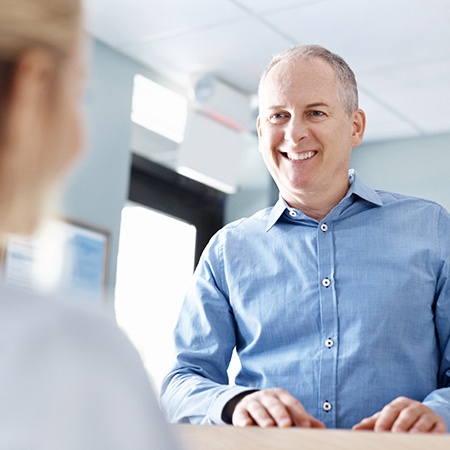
231 388 326 428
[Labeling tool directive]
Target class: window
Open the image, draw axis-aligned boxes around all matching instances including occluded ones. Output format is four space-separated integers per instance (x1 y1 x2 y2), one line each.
115 204 196 390
115 154 226 391
128 154 225 265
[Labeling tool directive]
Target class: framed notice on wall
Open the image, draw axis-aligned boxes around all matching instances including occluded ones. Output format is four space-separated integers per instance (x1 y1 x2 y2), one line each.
0 216 109 304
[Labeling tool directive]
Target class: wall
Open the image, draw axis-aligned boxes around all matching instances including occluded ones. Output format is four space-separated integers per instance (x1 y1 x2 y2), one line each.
61 39 272 309
61 39 166 307
224 132 274 223
351 132 450 212
61 39 449 309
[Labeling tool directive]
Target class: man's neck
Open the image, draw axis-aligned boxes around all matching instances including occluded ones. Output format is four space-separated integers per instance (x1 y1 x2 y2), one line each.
283 181 350 222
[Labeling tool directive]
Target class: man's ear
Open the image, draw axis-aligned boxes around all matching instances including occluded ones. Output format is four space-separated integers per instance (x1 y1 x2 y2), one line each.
351 108 366 148
256 115 263 153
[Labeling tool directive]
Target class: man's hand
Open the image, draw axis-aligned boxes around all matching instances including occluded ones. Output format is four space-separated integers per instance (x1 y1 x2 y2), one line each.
353 396 447 433
231 388 326 428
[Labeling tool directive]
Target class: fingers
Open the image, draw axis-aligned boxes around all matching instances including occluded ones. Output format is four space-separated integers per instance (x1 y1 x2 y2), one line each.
232 388 298 427
411 413 447 434
309 416 327 429
232 388 325 429
373 397 410 432
353 397 447 434
352 413 379 431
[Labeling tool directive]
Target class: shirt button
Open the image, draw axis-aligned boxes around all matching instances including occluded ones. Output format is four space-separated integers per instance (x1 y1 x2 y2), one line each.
322 278 331 288
322 401 332 412
325 338 334 348
289 210 297 217
320 223 328 232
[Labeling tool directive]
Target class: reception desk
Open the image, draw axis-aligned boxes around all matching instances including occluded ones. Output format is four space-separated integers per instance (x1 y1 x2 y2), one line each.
174 424 450 449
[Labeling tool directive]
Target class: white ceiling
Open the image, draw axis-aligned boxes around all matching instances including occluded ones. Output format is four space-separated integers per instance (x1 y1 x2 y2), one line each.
86 0 450 143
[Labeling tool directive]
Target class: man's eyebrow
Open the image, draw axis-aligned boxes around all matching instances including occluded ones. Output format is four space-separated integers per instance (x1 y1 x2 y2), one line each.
305 102 330 109
265 102 331 110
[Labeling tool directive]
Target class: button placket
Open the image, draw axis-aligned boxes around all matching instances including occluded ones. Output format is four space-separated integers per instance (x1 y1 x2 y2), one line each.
317 219 337 427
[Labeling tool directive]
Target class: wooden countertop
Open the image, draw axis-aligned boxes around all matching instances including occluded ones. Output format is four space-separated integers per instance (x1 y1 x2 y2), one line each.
173 424 450 449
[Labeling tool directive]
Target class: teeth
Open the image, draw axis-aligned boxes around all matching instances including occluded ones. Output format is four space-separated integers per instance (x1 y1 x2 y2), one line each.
286 151 316 161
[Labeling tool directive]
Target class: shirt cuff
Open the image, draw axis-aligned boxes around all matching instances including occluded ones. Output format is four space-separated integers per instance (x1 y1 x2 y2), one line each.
208 386 258 425
422 399 450 431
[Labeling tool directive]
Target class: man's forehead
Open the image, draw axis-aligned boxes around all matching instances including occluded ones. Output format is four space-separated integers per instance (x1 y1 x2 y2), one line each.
259 58 337 106
264 57 335 85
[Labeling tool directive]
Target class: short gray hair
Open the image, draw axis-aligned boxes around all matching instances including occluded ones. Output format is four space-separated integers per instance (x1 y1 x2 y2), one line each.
258 44 359 117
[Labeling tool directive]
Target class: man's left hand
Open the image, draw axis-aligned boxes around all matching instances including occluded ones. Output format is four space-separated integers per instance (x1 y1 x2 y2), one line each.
352 396 447 433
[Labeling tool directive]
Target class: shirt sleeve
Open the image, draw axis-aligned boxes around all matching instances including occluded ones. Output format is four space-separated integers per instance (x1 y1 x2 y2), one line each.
160 232 255 424
422 206 450 430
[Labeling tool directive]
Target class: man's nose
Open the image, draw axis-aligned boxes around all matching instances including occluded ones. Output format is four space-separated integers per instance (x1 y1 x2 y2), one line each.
284 118 308 144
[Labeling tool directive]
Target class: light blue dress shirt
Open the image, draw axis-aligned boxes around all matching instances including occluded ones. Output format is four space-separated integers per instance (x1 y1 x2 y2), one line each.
161 170 450 430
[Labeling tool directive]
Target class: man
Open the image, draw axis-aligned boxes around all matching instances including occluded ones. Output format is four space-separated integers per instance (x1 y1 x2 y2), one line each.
161 44 450 433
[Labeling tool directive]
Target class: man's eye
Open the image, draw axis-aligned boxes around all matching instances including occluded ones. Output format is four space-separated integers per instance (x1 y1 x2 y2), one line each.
270 113 288 121
308 111 325 117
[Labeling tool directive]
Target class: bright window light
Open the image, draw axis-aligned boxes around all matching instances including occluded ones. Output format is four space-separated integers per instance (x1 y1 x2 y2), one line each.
131 74 188 143
115 203 196 390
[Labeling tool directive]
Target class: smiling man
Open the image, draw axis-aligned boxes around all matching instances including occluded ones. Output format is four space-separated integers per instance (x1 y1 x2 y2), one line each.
257 53 365 221
161 44 450 433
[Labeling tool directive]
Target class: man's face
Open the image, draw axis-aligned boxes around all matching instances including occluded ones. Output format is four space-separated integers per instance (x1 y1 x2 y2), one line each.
257 57 365 209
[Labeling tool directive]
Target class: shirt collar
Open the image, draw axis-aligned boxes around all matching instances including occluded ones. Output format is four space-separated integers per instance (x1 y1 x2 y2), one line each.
265 170 384 232
346 169 383 206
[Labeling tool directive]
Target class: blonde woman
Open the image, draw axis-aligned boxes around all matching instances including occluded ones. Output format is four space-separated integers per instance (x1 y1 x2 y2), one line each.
0 1 179 448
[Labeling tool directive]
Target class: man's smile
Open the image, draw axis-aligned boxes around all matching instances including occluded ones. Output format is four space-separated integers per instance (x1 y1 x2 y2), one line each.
283 151 318 161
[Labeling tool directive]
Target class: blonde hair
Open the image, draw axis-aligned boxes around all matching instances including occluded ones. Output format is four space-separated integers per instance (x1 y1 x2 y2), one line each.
0 0 81 131
0 0 81 60
259 44 359 117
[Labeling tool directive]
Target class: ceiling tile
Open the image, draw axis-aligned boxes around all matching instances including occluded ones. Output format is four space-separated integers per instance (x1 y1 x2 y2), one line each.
86 0 247 47
119 18 292 93
264 0 450 73
235 0 324 14
358 59 450 136
86 0 450 143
